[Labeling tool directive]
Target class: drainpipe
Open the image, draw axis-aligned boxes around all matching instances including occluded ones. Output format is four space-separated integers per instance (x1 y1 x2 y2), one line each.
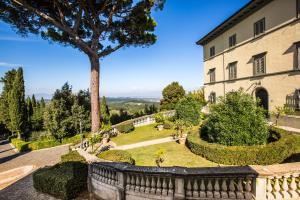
222 53 226 96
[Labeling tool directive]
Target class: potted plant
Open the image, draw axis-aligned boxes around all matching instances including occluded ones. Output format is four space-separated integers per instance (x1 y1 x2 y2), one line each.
174 119 192 145
154 113 165 131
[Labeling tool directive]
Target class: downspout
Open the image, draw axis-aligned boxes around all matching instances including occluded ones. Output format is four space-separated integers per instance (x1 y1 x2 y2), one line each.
223 52 226 96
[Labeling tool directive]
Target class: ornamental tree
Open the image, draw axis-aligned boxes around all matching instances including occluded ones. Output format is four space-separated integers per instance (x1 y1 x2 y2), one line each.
0 0 165 133
160 82 185 110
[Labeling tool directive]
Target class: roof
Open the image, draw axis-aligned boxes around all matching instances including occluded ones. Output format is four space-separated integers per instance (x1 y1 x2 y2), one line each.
196 0 273 46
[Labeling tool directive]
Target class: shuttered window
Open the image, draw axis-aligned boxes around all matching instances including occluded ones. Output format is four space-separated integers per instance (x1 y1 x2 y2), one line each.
229 34 236 47
253 53 266 75
209 68 216 83
210 46 215 57
254 18 265 36
228 62 237 80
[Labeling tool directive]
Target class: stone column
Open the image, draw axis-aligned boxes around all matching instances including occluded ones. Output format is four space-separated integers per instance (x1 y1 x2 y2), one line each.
174 177 185 200
254 177 267 200
116 171 126 200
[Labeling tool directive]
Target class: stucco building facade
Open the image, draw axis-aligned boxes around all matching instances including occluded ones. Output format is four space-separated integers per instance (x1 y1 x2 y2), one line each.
197 0 300 111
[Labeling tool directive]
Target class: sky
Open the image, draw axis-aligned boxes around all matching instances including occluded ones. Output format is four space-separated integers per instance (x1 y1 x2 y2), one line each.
0 0 250 99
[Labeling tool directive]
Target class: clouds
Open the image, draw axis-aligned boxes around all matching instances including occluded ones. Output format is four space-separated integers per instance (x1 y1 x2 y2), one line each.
0 62 22 68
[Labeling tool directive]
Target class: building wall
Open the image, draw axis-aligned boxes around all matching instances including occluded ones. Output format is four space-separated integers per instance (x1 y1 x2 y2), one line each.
202 0 300 111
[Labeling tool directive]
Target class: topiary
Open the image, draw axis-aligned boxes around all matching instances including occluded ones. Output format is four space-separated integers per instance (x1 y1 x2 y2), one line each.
175 96 201 126
98 150 135 165
202 89 269 146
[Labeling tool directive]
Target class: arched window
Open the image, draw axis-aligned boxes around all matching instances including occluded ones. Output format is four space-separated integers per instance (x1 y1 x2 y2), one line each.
209 92 216 104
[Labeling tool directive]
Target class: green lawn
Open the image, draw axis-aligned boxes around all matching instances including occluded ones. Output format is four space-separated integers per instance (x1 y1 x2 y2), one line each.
111 124 174 146
127 142 217 167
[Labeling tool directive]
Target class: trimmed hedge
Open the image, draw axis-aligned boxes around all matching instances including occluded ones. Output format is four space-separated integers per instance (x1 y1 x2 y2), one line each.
98 150 135 165
33 151 87 200
186 127 297 165
116 121 135 133
10 134 83 152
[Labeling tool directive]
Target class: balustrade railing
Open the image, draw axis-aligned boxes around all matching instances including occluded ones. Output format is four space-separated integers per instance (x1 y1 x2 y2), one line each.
88 162 257 200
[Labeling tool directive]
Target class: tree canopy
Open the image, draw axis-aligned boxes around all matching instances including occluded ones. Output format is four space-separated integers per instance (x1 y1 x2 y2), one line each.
160 82 185 110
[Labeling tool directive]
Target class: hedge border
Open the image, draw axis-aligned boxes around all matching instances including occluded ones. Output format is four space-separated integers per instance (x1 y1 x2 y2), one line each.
10 134 82 152
186 127 297 165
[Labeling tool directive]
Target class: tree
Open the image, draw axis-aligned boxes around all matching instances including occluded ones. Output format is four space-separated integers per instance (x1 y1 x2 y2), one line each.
71 99 85 134
175 96 201 126
202 89 269 146
160 82 185 110
8 68 27 138
0 69 17 132
31 94 36 108
1 0 165 133
188 87 206 106
100 96 110 127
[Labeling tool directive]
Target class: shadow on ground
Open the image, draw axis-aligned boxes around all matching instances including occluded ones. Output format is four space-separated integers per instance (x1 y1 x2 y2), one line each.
283 153 300 163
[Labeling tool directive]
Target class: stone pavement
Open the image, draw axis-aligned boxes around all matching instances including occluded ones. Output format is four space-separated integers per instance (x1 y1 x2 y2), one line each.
113 136 175 150
0 140 70 199
277 125 300 134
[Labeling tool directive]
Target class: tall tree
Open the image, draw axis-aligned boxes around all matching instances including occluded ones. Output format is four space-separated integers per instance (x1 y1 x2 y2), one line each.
0 0 165 133
160 82 185 110
8 68 27 138
31 94 36 108
100 96 110 127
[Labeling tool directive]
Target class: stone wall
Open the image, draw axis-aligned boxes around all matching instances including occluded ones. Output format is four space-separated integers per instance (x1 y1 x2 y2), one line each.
88 162 300 200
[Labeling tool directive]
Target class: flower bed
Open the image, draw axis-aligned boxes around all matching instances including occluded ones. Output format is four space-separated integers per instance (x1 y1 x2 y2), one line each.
186 127 297 165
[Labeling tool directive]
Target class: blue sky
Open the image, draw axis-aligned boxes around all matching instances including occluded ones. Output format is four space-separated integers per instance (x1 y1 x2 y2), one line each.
0 0 250 99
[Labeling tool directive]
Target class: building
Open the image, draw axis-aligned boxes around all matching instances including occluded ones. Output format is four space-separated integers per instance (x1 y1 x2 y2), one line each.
197 0 300 111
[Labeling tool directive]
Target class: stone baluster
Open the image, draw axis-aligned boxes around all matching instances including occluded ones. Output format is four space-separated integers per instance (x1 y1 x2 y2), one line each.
193 179 199 197
289 173 298 198
221 178 228 198
150 177 156 194
126 175 131 190
130 175 136 191
140 176 145 193
162 178 168 196
244 177 253 200
135 175 140 192
145 177 150 194
156 178 162 195
186 179 192 197
103 170 108 183
228 178 236 199
280 175 290 199
199 179 206 198
273 176 282 199
168 178 174 196
266 177 274 200
214 178 221 198
236 178 244 199
107 170 111 184
206 179 213 198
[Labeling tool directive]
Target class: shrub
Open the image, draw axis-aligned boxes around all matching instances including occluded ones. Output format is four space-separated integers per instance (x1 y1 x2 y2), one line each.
154 113 165 125
61 151 86 163
8 135 16 142
28 140 61 150
202 89 269 146
186 127 297 165
175 96 201 126
116 121 134 133
98 150 135 165
11 138 30 152
33 161 87 200
62 134 83 145
163 121 173 129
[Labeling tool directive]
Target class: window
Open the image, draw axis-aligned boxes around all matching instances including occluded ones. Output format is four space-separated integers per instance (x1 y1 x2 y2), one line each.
209 92 216 104
229 34 236 47
253 53 266 75
254 18 265 36
297 43 300 69
228 62 237 80
210 46 215 57
209 68 216 83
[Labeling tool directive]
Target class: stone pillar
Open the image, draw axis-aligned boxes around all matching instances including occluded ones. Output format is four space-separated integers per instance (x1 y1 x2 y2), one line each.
174 177 185 200
254 177 267 200
116 171 125 200
88 164 95 200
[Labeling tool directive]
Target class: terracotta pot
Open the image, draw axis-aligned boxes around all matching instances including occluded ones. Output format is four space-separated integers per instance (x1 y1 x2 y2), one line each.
178 137 186 145
157 125 164 131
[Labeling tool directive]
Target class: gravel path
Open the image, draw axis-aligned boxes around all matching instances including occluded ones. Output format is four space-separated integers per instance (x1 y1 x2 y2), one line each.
113 137 175 150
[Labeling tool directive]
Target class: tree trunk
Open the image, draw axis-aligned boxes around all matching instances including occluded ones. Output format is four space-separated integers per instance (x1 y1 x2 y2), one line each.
89 56 100 133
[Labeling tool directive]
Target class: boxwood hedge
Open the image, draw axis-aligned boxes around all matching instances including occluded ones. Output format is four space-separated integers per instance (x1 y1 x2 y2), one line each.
33 151 87 200
98 150 135 165
186 127 297 165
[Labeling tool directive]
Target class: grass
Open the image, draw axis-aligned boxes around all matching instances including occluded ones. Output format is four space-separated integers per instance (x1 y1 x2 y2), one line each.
111 124 174 146
126 142 217 167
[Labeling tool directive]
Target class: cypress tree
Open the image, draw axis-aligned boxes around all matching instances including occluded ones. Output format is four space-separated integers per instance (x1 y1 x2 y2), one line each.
100 96 110 126
31 94 37 108
8 68 27 138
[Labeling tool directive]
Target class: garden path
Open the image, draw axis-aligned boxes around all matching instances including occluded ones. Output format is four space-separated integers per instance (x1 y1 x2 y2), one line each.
113 136 175 150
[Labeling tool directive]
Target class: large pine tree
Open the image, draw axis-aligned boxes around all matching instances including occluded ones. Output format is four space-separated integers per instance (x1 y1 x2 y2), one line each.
8 68 27 138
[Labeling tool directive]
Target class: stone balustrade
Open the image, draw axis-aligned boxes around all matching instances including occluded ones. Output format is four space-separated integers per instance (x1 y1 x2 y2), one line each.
88 162 258 200
131 110 175 127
